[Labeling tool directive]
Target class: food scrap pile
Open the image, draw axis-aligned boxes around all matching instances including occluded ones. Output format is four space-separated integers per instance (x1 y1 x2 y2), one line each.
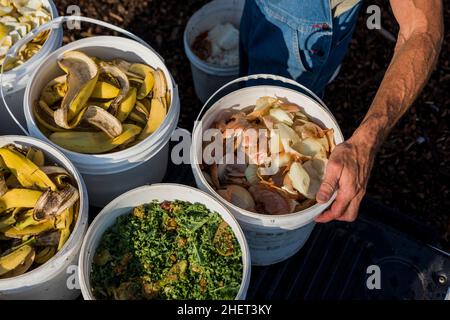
91 200 243 300
203 97 336 215
0 0 51 71
192 23 239 67
34 50 170 154
0 144 79 279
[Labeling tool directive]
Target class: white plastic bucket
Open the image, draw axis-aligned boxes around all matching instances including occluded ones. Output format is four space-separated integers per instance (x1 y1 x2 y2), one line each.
190 74 344 266
183 0 244 103
0 135 88 300
24 36 180 207
79 184 251 300
0 0 63 135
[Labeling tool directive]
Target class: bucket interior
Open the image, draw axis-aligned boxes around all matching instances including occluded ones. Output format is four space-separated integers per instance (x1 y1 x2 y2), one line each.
185 0 245 47
192 85 343 227
27 39 173 107
80 184 250 300
24 36 178 169
1 0 61 84
0 136 88 290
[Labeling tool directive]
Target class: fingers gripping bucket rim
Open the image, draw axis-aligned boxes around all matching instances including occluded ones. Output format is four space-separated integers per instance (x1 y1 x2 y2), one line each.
0 135 88 300
190 74 344 265
23 32 179 175
78 184 251 300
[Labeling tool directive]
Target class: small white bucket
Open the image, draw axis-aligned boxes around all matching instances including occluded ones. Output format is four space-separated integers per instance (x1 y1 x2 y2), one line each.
190 74 344 266
79 184 251 300
183 0 244 103
0 135 88 300
24 36 180 207
0 0 63 135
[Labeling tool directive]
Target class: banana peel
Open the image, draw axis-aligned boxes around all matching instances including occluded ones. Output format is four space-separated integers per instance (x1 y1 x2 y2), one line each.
153 69 167 99
90 81 120 100
26 148 45 167
14 210 44 230
0 211 16 231
0 173 7 197
128 110 147 126
50 124 142 154
40 75 67 106
98 62 130 115
138 98 167 140
135 100 149 118
116 87 137 122
0 247 35 279
83 105 123 138
0 147 56 191
0 245 34 276
34 246 56 265
55 51 99 126
129 63 154 99
0 189 43 213
4 219 54 239
89 99 113 110
58 206 74 250
33 102 69 133
33 184 79 221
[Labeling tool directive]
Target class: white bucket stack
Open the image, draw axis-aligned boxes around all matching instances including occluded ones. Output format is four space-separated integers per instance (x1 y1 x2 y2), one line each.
0 136 88 300
184 0 244 103
0 0 63 136
78 184 251 300
191 75 344 266
24 36 180 207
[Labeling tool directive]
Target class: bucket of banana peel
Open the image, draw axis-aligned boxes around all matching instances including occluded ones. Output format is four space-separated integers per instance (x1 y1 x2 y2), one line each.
23 34 179 207
0 135 88 300
190 74 344 266
0 0 62 135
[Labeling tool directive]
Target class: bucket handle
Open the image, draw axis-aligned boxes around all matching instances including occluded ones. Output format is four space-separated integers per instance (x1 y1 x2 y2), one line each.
194 73 330 130
1 15 164 136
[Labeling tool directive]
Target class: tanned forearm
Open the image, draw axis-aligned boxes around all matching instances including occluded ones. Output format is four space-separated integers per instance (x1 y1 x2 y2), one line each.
315 0 444 223
352 0 444 152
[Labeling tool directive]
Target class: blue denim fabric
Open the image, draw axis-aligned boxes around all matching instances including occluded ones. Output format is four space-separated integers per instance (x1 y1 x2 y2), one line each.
240 0 363 94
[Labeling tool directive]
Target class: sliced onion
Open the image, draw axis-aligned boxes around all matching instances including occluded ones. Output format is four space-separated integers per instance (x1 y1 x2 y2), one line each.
218 185 255 211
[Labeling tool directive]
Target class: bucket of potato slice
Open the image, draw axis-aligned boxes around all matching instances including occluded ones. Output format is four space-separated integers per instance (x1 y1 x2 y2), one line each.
191 74 344 266
0 135 88 299
0 0 62 135
23 36 180 207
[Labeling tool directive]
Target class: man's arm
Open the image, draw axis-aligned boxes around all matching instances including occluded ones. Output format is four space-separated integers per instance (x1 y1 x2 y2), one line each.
315 0 444 223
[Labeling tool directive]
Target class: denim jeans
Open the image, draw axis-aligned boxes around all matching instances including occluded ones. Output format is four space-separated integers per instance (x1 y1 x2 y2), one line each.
240 0 363 94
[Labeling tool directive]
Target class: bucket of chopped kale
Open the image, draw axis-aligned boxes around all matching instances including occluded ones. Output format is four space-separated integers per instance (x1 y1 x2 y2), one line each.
79 184 250 300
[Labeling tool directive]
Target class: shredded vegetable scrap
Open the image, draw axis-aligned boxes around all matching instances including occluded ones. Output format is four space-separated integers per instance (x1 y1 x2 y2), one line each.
91 200 243 300
202 96 337 215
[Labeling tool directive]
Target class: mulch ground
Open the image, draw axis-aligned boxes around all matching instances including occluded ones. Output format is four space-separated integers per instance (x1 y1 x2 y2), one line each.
53 0 450 250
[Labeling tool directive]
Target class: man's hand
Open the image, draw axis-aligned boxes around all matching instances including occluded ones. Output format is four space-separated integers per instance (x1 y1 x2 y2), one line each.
314 0 443 223
315 135 375 223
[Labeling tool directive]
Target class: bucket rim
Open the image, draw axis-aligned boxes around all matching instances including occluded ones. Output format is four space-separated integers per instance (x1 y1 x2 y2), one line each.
190 84 342 222
24 36 179 162
0 135 88 288
78 183 251 300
